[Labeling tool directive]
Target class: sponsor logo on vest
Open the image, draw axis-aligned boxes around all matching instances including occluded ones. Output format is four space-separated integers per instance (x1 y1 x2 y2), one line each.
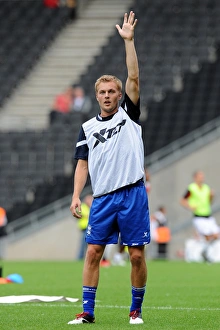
92 119 126 149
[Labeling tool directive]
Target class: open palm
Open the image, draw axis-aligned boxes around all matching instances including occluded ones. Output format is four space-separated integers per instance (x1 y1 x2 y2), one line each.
116 11 137 40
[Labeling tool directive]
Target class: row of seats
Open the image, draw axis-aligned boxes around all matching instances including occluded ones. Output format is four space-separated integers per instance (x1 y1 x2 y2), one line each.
0 0 72 107
79 0 220 155
144 49 220 155
81 0 220 107
0 112 83 212
6 175 74 222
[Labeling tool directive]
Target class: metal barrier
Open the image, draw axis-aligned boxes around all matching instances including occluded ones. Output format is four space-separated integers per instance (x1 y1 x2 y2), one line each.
171 203 220 235
6 117 220 241
6 186 92 242
146 116 220 173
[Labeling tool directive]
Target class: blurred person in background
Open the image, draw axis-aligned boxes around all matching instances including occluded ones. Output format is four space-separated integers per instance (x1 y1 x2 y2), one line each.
49 86 74 124
44 0 77 20
180 170 220 262
71 84 92 119
150 206 171 259
43 0 59 8
0 206 8 260
144 167 151 194
65 0 77 20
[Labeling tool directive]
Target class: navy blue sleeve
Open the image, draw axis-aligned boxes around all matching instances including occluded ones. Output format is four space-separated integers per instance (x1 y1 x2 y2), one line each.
74 127 89 160
120 93 140 122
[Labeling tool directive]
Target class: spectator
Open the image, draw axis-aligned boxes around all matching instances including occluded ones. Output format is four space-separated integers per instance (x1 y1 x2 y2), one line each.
150 206 171 259
144 167 151 194
71 84 92 117
43 0 59 8
111 240 128 266
0 206 8 260
49 86 74 125
76 194 93 260
65 0 77 20
180 170 220 262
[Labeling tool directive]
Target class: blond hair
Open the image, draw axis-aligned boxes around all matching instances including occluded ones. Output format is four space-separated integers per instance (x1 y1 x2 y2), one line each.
95 75 122 93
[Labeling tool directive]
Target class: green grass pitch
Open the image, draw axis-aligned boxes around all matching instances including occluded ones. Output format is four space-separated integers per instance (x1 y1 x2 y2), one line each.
0 260 219 329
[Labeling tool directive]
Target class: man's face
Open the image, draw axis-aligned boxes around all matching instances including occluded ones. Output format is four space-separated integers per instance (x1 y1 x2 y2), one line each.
96 81 122 117
194 171 205 184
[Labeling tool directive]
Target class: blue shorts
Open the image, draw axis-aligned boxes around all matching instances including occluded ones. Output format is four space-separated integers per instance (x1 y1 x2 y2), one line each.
86 180 151 246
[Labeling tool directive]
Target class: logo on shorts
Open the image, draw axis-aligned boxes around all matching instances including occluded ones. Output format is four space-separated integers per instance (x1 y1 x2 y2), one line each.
143 231 148 238
87 225 92 236
92 119 126 149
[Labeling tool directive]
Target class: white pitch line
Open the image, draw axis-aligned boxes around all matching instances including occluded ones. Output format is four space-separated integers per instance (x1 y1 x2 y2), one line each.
2 303 220 311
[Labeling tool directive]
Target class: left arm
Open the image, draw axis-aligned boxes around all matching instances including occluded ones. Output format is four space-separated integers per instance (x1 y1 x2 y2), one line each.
210 189 214 203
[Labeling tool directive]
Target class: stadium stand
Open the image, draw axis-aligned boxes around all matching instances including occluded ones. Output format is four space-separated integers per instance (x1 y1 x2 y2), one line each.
144 53 220 156
0 0 71 107
78 0 220 156
0 112 83 216
1 0 220 225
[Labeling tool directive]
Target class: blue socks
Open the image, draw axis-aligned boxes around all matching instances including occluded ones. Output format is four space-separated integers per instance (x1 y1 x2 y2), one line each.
82 285 145 316
82 286 97 317
130 285 146 313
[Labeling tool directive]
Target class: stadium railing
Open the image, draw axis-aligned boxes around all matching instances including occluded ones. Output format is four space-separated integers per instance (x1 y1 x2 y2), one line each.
145 116 220 173
171 203 220 235
6 116 220 242
6 186 92 243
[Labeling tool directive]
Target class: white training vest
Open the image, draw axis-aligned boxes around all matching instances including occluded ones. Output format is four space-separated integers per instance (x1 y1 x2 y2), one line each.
82 106 144 197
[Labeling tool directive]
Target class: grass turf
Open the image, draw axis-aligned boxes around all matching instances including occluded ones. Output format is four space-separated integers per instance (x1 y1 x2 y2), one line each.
0 260 219 329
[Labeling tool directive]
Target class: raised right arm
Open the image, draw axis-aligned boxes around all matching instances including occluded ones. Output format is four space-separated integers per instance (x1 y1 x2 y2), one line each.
116 11 139 105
